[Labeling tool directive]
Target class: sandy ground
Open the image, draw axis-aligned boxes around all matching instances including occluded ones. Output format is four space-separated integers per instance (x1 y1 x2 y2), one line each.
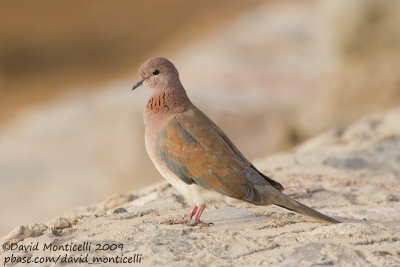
1 107 399 266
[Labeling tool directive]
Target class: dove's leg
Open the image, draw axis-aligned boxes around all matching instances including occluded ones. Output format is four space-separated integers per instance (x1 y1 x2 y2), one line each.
186 205 211 227
173 205 211 226
188 206 198 219
173 206 198 224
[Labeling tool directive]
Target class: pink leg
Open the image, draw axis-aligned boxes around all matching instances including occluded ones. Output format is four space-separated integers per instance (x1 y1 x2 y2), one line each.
186 205 211 227
173 205 198 224
187 205 205 226
187 206 198 219
172 205 212 226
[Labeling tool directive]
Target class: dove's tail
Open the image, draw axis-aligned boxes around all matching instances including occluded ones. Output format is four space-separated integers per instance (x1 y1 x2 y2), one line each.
263 187 341 224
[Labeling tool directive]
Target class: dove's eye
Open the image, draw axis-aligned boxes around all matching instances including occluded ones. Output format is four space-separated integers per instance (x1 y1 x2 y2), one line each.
153 70 160 75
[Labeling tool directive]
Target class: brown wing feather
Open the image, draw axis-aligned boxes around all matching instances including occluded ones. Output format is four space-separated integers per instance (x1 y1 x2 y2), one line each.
156 107 281 203
205 111 284 191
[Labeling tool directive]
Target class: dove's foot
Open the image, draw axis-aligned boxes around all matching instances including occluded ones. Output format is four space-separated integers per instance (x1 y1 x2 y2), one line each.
184 220 213 227
172 218 212 227
173 217 191 224
172 205 211 227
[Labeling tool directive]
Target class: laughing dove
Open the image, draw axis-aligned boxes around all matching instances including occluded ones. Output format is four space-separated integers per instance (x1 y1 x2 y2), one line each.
132 57 340 226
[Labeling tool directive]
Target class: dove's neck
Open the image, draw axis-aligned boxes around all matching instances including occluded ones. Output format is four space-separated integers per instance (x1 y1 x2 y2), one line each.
145 88 191 117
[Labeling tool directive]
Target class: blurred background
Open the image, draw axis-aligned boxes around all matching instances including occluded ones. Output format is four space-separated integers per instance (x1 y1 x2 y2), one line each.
1 0 400 236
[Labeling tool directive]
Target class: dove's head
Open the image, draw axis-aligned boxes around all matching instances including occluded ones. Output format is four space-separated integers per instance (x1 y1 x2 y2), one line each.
132 57 184 93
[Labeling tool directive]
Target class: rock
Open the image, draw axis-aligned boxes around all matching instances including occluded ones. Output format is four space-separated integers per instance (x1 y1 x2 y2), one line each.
50 217 76 231
3 223 48 243
323 155 368 170
113 207 128 214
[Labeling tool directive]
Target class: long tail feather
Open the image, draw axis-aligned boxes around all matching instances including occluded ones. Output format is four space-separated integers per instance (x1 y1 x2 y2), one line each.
262 187 340 224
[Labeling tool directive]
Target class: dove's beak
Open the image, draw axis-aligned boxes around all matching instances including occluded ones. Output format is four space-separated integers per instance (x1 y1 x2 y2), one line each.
132 78 144 90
